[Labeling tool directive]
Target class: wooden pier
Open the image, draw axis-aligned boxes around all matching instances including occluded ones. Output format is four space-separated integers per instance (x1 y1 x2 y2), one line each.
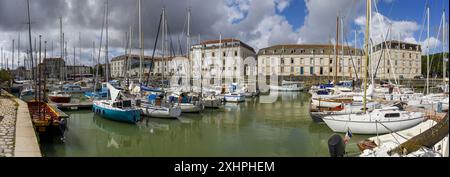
50 102 93 110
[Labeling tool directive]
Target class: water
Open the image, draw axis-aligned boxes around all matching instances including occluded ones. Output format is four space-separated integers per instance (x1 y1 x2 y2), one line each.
41 92 370 157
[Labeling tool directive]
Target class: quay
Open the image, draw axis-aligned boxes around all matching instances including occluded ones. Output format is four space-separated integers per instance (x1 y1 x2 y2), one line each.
0 90 41 157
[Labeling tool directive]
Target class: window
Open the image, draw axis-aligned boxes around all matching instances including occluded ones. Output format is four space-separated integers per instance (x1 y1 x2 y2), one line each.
300 67 304 75
212 52 215 57
310 58 314 65
330 68 333 73
223 52 226 57
281 59 284 64
320 67 323 75
234 51 238 56
385 113 400 118
310 67 314 74
291 58 294 64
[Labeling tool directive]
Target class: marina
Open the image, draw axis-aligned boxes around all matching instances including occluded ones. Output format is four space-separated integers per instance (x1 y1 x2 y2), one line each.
0 0 448 159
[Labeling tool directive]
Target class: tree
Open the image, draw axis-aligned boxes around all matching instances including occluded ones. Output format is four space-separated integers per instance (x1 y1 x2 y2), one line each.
421 52 449 78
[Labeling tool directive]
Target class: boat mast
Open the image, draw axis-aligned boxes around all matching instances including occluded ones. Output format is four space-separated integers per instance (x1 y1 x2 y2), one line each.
138 0 143 83
162 7 165 90
27 0 34 80
105 0 109 82
94 1 106 92
187 7 191 92
12 39 15 70
363 0 370 113
442 10 446 82
60 16 63 81
79 32 82 81
334 15 339 83
127 25 133 87
426 5 430 95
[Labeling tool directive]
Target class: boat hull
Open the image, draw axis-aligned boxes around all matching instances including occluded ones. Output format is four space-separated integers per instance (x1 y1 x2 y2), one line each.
140 105 182 119
93 102 141 123
203 98 222 108
311 98 353 108
177 103 204 113
269 85 304 92
48 96 71 103
224 95 245 102
322 114 424 134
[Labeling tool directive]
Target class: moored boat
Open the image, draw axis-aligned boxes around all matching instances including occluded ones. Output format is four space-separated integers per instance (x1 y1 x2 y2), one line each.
48 91 71 103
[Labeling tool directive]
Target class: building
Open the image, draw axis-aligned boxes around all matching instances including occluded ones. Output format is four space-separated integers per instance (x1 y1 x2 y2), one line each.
190 38 256 84
371 40 422 79
38 58 66 79
66 65 92 79
257 44 364 79
110 54 174 79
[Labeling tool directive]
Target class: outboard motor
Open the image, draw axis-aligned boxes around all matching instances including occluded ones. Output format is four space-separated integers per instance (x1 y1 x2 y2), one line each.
328 134 346 157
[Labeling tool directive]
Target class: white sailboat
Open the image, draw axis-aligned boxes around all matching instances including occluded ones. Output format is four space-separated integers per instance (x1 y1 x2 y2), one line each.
322 0 425 135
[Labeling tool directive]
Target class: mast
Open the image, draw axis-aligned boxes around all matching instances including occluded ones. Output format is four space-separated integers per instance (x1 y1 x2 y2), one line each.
127 26 133 86
442 10 446 82
38 35 41 102
187 8 191 92
363 0 370 113
79 32 82 80
18 33 21 69
161 7 166 90
12 39 15 70
426 5 430 95
334 15 339 83
73 46 76 80
60 16 63 80
138 0 143 83
27 0 34 79
94 1 107 92
1 47 2 69
105 0 109 82
340 17 344 80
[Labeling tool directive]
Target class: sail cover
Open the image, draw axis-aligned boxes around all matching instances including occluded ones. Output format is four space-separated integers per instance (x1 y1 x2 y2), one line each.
107 83 121 101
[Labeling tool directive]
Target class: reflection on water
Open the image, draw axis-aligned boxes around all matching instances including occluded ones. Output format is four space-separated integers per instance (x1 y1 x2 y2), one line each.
41 92 369 157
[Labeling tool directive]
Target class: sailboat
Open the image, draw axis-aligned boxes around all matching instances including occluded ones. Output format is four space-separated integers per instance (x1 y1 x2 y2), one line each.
224 83 245 102
93 83 141 123
322 0 425 135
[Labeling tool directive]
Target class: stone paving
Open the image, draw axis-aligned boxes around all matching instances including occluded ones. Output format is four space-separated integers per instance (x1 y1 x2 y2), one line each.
0 94 17 157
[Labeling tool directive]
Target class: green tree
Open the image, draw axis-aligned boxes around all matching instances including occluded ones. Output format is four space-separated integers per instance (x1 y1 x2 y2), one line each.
421 52 448 78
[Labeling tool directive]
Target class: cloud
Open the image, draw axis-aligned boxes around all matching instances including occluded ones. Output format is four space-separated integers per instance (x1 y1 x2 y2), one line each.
275 0 291 12
355 12 419 44
297 0 364 44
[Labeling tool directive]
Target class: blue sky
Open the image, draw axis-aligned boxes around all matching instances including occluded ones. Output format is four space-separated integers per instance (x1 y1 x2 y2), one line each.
278 0 448 53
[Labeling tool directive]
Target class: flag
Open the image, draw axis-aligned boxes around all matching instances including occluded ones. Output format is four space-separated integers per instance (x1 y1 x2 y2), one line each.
344 128 353 144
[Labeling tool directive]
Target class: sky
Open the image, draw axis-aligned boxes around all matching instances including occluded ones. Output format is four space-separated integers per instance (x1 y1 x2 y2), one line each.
0 0 448 68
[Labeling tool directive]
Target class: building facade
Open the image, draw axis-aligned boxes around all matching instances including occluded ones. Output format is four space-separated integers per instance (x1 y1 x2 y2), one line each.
190 38 256 84
371 40 422 79
40 58 66 79
257 45 364 79
110 54 174 78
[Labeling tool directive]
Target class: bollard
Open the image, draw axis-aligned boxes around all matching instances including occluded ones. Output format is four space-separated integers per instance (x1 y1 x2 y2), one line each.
436 102 443 113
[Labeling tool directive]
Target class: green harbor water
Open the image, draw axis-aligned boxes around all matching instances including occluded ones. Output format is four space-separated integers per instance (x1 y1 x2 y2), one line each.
41 92 370 157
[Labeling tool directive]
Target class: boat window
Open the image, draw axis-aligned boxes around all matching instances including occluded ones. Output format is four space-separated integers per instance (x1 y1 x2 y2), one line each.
384 113 400 118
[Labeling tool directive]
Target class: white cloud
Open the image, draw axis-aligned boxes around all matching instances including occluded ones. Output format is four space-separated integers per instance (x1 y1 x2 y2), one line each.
275 0 291 12
420 37 441 54
355 12 419 45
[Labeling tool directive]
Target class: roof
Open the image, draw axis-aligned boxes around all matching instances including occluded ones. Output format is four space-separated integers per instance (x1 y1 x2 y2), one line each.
258 44 364 56
111 54 178 62
196 38 256 53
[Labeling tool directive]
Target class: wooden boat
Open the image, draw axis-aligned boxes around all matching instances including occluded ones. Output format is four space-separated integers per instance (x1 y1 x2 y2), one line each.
48 91 71 103
27 101 66 135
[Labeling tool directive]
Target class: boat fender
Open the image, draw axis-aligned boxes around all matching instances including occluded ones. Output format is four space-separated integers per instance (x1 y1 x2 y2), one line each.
328 134 346 157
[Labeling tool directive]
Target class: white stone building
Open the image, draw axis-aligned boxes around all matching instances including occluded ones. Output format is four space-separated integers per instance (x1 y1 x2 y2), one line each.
110 54 174 78
257 44 364 79
371 40 422 79
190 38 256 85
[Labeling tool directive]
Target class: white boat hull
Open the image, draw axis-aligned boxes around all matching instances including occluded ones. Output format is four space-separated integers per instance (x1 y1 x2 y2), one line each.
203 98 222 108
269 85 304 92
224 95 245 102
175 103 204 113
140 105 182 118
322 112 424 134
311 99 343 108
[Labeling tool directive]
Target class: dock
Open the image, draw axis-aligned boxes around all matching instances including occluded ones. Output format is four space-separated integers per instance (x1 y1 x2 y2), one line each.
51 102 93 110
47 103 70 118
